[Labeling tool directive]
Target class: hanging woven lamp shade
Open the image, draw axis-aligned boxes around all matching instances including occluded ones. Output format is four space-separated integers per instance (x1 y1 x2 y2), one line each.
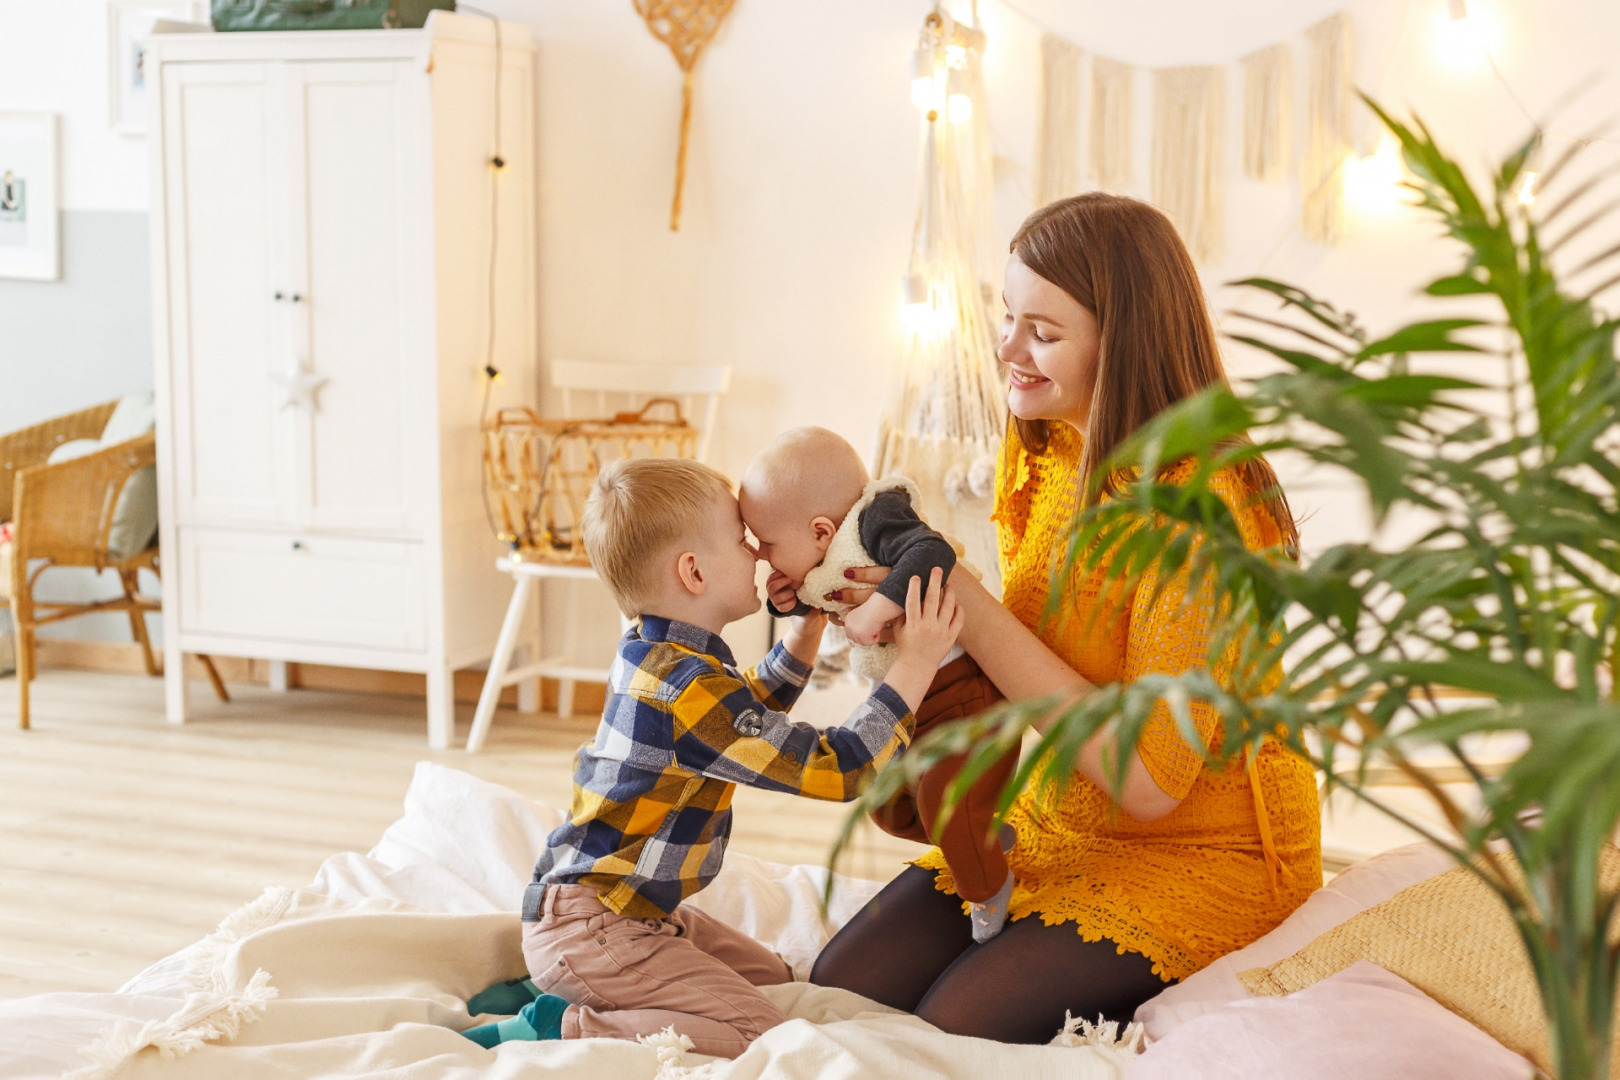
633 0 737 231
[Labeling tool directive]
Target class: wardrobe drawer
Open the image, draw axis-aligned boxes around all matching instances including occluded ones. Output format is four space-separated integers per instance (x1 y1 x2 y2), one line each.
178 528 426 651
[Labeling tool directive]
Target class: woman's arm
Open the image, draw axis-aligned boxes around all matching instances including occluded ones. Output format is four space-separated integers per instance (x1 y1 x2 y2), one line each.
835 567 1183 822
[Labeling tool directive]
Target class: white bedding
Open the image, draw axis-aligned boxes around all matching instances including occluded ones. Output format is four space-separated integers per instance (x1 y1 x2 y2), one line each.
0 763 1139 1080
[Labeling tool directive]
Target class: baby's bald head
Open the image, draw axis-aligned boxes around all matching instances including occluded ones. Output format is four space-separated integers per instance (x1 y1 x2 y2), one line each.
739 427 871 583
741 427 869 522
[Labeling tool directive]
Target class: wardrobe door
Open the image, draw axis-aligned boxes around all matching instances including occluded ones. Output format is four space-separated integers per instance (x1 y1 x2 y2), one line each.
283 60 430 536
159 62 292 527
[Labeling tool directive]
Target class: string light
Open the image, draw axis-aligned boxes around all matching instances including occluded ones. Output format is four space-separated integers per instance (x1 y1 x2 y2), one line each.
1344 135 1409 214
947 67 973 123
910 41 936 110
1515 170 1539 207
1435 0 1500 72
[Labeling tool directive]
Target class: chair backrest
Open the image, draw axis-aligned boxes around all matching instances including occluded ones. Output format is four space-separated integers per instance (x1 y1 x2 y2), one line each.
549 360 732 464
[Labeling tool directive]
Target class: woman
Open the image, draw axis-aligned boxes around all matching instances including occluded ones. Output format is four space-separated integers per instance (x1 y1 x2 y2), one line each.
810 193 1321 1043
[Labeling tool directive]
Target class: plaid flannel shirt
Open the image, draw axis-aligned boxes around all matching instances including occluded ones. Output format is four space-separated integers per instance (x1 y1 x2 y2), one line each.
528 615 915 919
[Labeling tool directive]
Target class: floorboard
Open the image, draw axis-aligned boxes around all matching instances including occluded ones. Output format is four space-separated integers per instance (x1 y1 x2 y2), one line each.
0 668 926 999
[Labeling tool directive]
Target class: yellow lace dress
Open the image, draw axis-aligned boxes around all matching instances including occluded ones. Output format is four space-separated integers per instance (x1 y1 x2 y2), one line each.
916 424 1321 981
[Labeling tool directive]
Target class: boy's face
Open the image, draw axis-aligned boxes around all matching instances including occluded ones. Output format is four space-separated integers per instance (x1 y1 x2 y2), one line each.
738 488 828 587
699 491 765 623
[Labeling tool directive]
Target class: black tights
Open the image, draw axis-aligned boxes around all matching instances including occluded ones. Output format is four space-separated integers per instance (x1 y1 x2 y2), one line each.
809 866 1169 1045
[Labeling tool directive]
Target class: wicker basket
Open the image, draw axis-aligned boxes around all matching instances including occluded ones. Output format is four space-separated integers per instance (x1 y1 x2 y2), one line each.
483 399 699 565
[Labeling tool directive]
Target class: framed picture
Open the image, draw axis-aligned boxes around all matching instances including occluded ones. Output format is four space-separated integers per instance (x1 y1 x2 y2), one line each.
0 112 60 282
108 0 207 136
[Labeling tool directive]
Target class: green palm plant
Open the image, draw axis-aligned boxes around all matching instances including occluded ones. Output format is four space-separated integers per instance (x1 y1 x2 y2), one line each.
832 102 1620 1079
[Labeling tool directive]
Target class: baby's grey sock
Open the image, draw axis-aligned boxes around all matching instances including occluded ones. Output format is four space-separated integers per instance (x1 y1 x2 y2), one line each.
969 873 1014 944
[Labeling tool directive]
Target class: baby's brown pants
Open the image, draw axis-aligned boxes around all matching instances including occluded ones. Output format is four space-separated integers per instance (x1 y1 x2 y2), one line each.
869 654 1017 903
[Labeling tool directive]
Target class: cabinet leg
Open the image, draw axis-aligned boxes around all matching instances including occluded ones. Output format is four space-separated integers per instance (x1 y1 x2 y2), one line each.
426 664 455 751
267 660 289 692
164 640 190 724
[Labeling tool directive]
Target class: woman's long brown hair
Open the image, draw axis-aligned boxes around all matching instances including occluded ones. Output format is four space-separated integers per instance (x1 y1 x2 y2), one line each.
1008 192 1298 550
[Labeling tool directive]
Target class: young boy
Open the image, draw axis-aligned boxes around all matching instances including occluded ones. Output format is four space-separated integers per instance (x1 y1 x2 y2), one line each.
738 427 1018 943
461 457 961 1058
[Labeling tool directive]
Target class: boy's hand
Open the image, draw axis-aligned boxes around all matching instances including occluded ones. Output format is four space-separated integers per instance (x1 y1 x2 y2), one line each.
893 567 963 667
765 569 801 614
879 567 964 713
841 593 904 646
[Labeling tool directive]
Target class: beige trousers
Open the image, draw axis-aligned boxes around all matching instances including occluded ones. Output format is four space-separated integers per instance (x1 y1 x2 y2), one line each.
521 883 794 1058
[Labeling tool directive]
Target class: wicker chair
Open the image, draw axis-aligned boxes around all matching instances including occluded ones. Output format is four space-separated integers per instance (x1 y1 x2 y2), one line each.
1 401 228 729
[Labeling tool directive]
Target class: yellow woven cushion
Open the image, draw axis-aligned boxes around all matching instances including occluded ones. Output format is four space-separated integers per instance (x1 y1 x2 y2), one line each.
1238 844 1620 1075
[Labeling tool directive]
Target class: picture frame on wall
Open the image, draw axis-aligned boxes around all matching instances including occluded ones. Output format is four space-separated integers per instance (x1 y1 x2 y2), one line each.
108 0 207 136
0 112 60 282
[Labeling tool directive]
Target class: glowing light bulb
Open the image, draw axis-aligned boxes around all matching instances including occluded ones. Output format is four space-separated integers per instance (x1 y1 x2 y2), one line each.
911 77 936 110
1344 137 1407 214
1516 170 1539 206
1435 2 1500 72
911 41 938 111
946 67 972 124
945 44 967 68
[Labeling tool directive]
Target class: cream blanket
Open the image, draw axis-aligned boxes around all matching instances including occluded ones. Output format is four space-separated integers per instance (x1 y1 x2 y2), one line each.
0 763 1138 1080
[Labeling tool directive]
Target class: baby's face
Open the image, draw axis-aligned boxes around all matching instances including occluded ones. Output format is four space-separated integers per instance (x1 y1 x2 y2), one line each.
738 488 828 586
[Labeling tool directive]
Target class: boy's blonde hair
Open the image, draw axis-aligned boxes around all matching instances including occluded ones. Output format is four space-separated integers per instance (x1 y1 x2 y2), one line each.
583 457 733 617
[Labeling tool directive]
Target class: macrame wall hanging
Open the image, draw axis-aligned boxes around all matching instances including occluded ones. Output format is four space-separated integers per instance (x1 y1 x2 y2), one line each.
1026 10 1354 260
1303 12 1353 244
1088 55 1135 192
1035 34 1083 206
1241 42 1293 183
633 0 737 231
878 1 1004 587
1151 65 1225 263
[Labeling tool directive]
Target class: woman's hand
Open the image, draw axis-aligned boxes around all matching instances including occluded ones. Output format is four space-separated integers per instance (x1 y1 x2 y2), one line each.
823 564 888 609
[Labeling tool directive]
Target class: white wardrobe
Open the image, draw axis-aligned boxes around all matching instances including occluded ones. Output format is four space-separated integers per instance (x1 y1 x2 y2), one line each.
146 14 536 748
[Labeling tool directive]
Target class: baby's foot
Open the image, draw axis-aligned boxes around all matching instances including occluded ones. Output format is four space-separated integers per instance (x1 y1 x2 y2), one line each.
461 993 569 1048
970 874 1014 944
467 975 541 1017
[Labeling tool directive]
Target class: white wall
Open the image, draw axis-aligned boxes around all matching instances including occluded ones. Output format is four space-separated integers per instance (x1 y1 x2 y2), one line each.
2 0 1616 661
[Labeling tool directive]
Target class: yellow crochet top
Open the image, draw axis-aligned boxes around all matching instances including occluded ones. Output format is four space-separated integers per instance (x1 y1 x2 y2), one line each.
916 423 1322 981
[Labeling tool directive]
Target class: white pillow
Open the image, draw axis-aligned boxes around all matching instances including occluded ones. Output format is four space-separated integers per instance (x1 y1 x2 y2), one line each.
1129 961 1534 1080
1135 841 1458 1039
99 391 157 445
46 437 159 562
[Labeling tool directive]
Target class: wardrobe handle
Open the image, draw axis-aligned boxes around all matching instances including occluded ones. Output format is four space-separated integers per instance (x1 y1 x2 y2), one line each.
291 540 304 551
274 291 285 301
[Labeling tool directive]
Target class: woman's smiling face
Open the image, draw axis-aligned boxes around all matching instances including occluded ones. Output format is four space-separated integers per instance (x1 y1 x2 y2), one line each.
998 256 1101 432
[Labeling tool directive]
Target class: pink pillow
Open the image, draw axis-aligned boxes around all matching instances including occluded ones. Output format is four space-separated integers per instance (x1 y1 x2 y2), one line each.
1136 841 1457 1038
1129 962 1534 1080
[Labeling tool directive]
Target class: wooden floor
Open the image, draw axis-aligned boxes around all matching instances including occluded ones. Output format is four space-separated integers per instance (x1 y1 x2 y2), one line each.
0 667 927 1001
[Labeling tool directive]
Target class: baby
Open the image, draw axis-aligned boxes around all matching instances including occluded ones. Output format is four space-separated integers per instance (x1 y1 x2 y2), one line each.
739 427 1019 941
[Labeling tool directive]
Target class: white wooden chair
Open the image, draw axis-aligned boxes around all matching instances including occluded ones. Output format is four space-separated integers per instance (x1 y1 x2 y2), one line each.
466 360 731 752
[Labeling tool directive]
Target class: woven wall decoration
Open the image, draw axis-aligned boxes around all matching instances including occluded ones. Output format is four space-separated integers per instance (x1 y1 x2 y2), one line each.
1303 12 1353 244
1035 33 1084 206
633 0 738 231
1241 42 1293 184
1151 65 1225 263
1087 55 1135 192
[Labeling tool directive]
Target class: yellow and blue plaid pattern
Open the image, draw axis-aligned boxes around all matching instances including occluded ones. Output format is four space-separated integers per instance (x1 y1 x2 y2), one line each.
530 615 914 919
